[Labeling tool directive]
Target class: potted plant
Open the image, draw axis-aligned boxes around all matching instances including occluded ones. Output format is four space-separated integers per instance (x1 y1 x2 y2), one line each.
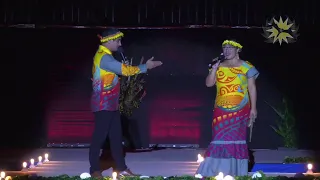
118 58 147 149
265 98 297 150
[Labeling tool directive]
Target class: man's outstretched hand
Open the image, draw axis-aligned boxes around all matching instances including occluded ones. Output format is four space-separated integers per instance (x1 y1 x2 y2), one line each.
145 57 163 69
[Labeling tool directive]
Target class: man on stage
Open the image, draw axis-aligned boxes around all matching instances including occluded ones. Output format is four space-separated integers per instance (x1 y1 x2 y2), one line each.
90 28 162 178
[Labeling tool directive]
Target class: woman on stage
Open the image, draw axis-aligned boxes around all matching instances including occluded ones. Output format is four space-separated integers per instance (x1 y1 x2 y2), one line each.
196 40 259 177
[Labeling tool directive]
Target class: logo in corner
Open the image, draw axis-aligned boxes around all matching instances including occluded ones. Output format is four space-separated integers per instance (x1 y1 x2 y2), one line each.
262 16 299 45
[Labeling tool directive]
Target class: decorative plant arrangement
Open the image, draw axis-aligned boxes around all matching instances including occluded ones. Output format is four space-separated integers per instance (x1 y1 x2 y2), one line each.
283 156 315 164
266 98 297 149
119 58 147 118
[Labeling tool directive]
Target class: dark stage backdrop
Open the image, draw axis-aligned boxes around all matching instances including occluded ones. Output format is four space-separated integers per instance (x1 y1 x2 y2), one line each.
4 27 319 149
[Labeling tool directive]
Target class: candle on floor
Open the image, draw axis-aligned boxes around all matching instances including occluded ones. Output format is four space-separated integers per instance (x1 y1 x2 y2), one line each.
112 172 117 180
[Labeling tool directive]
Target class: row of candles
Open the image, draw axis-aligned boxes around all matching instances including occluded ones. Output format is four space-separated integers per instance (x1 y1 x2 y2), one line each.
22 153 50 171
2 152 315 180
0 154 50 180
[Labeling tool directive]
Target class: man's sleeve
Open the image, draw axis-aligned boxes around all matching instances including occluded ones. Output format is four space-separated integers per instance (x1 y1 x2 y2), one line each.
100 55 147 76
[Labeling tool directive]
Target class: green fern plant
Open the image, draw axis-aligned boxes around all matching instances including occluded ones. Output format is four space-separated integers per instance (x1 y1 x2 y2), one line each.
265 98 297 148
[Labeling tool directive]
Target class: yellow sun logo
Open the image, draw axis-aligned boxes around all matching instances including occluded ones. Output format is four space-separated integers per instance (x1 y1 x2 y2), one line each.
262 16 299 45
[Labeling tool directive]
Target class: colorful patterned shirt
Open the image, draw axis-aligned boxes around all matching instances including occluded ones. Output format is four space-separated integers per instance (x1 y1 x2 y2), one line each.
91 46 147 112
214 61 259 112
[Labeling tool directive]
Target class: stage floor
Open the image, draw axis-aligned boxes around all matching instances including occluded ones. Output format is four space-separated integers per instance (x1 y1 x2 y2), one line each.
3 148 319 177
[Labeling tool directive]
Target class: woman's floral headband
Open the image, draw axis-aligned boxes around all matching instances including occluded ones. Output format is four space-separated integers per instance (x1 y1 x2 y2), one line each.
222 40 243 49
97 32 124 43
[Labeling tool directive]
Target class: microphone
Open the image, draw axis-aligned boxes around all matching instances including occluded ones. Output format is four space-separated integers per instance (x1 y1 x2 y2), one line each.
217 53 225 62
208 53 225 69
117 47 127 62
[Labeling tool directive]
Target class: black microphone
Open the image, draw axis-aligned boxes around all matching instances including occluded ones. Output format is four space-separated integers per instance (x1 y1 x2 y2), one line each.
117 47 127 62
208 53 225 69
217 53 225 62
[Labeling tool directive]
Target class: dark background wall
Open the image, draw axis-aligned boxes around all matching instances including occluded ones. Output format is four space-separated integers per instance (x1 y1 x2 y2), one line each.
3 26 319 149
1 0 318 26
2 0 320 150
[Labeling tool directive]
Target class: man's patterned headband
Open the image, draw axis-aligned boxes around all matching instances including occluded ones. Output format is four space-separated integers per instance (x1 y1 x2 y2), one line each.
97 32 124 43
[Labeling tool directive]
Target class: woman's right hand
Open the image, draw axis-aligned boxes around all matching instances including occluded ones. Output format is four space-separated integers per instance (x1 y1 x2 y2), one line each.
211 60 220 71
206 60 219 87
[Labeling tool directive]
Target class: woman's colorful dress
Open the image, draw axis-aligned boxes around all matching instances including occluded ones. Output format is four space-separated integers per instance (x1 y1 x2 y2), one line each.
196 61 259 177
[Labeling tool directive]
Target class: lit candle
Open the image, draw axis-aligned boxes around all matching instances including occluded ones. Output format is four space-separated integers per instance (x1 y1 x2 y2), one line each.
44 153 49 162
29 159 35 168
197 154 204 163
112 172 117 180
0 171 5 179
37 156 43 165
21 161 28 171
307 163 313 174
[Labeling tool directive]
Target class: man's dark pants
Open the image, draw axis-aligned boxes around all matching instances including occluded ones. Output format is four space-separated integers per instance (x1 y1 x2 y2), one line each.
89 110 127 173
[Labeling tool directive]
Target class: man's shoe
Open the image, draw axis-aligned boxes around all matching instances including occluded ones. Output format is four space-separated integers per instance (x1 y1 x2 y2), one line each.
119 169 140 177
91 171 103 179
